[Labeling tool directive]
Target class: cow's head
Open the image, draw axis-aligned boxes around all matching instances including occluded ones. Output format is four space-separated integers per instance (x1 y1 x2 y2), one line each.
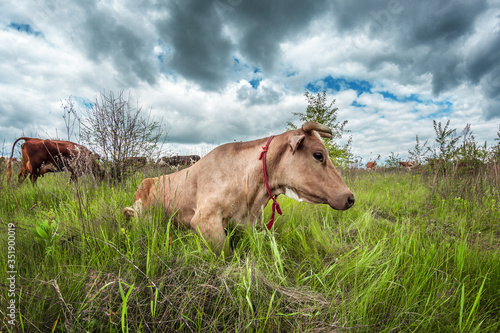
277 122 354 211
71 147 104 182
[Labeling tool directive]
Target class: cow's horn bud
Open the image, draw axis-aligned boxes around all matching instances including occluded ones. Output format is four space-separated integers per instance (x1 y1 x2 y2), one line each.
302 122 333 139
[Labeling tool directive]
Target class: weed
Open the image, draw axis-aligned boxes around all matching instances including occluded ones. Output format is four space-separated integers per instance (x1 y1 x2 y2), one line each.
31 219 62 256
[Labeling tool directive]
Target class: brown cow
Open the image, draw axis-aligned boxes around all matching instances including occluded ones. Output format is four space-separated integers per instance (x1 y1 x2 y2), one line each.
6 137 103 185
366 161 377 170
123 156 148 168
124 122 355 255
400 161 417 171
157 155 201 167
4 148 57 180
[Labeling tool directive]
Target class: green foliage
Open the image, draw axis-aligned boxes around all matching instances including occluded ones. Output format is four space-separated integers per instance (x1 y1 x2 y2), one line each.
402 121 499 174
384 152 402 167
288 90 353 165
432 119 460 161
288 90 346 138
408 134 430 163
455 124 490 167
31 219 62 256
118 281 134 333
491 125 500 161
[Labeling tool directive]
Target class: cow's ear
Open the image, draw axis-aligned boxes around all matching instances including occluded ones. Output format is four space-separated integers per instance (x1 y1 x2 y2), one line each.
289 134 305 155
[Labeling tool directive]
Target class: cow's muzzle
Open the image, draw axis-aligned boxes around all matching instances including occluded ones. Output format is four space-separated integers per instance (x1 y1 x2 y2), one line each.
346 193 355 209
331 191 355 211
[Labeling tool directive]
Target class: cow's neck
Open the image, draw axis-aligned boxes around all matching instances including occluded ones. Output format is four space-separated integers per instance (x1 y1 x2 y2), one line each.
255 134 288 199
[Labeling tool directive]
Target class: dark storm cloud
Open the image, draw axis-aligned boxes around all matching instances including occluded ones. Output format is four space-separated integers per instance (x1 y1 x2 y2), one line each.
482 64 500 120
76 0 158 86
330 0 486 44
466 30 500 84
155 1 233 90
466 27 500 119
393 0 488 95
408 0 485 44
227 0 329 72
154 0 329 90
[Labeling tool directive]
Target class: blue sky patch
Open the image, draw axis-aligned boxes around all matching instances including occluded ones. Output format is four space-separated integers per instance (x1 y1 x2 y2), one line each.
232 56 255 75
306 76 373 96
378 90 453 115
74 96 94 109
8 22 43 37
249 78 261 89
351 100 367 107
306 76 454 116
403 94 423 103
425 101 453 118
379 90 398 101
379 91 425 104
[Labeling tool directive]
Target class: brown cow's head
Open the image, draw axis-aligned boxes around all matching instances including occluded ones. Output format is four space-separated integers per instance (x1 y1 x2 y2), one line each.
86 152 104 181
69 146 104 182
277 122 354 211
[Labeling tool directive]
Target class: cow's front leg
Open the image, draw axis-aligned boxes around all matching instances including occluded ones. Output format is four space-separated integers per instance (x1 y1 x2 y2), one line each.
29 172 39 185
190 212 231 257
16 163 30 184
18 170 28 184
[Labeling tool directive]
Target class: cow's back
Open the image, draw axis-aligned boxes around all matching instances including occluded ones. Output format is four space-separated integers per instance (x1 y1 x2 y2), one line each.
142 140 263 225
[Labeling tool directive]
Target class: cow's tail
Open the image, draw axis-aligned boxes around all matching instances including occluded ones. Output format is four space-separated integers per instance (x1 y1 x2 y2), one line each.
6 137 30 182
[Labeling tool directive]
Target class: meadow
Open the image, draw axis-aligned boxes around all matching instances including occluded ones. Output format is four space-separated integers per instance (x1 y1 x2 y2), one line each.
1 164 499 332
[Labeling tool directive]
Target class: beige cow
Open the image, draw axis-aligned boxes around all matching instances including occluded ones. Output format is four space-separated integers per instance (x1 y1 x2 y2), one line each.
124 122 355 255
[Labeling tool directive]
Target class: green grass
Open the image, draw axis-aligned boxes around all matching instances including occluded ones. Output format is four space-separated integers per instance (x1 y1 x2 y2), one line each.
1 167 499 332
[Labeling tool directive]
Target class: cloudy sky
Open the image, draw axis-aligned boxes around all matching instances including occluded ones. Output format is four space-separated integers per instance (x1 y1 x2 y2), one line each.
1 0 499 164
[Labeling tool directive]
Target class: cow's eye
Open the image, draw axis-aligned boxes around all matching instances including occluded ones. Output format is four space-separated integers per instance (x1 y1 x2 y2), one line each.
313 153 324 162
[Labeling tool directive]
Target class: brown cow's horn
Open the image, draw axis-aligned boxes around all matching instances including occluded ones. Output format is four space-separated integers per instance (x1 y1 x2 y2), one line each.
302 122 333 139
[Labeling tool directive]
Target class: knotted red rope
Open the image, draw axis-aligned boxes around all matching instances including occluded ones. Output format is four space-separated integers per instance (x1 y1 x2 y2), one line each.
259 135 282 229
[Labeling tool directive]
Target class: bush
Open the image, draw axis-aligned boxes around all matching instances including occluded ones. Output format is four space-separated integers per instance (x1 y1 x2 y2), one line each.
77 90 166 183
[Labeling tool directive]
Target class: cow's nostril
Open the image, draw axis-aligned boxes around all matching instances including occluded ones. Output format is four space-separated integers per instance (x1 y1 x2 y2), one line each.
346 194 355 208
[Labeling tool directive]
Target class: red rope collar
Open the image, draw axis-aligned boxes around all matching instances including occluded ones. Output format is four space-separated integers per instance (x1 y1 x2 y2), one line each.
258 135 282 229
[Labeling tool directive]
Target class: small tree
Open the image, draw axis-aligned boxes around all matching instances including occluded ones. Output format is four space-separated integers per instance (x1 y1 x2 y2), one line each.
408 135 430 164
78 90 166 183
287 90 352 165
61 96 78 142
432 119 460 162
384 152 401 168
456 124 489 168
491 125 500 163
